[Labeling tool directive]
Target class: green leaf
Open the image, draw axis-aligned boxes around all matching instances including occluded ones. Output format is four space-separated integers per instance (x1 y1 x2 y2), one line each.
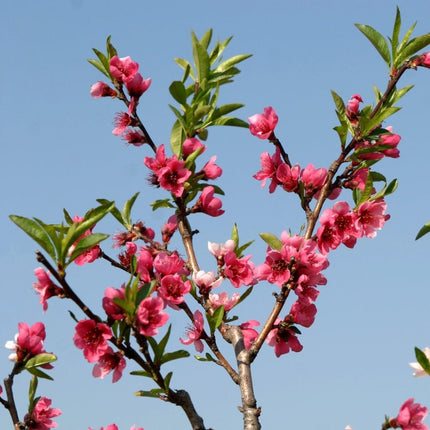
209 116 248 128
97 199 125 226
10 215 56 259
391 7 402 63
130 370 153 378
123 192 140 225
28 375 38 409
355 23 391 66
259 232 283 251
26 367 53 381
170 119 186 157
330 90 346 117
191 30 210 85
207 103 244 123
236 240 254 259
206 306 224 333
106 35 118 59
67 232 109 264
396 21 417 63
164 371 173 390
174 58 195 81
169 81 187 105
214 54 252 73
135 388 165 398
371 178 398 200
194 353 216 362
87 59 110 78
414 347 430 374
160 349 190 365
150 199 175 211
231 223 239 248
199 29 213 50
416 222 430 240
25 353 57 369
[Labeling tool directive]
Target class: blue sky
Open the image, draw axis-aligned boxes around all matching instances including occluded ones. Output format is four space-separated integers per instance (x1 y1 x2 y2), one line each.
1 1 430 429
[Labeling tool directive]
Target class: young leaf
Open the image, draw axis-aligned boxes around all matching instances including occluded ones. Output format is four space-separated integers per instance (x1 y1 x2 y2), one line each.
414 347 430 375
170 119 186 157
28 375 38 410
399 33 430 63
416 221 430 240
194 353 216 362
209 116 248 128
259 232 283 251
391 6 402 62
160 349 190 365
206 306 225 333
330 90 346 117
67 233 109 265
214 54 252 74
10 215 56 259
150 199 175 211
191 30 210 85
231 223 239 248
25 353 57 370
169 81 187 105
355 23 391 66
26 367 54 381
123 192 140 225
135 388 165 398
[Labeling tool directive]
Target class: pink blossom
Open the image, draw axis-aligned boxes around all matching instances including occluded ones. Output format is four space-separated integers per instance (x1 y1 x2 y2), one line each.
223 252 256 288
266 318 303 357
109 56 139 83
346 94 363 121
157 158 192 197
412 52 430 68
121 128 146 146
201 155 222 180
355 126 401 160
124 72 151 98
103 286 126 320
289 300 317 328
356 198 390 238
208 239 236 258
112 112 138 136
153 252 184 276
300 163 327 197
254 248 291 287
90 81 117 98
276 163 301 192
69 215 100 265
344 167 370 192
193 270 223 294
6 322 47 363
253 148 282 193
73 320 112 363
135 296 169 336
239 320 259 349
33 267 63 312
92 347 126 383
192 186 225 217
209 291 240 311
180 310 204 353
25 397 61 430
182 137 206 158
158 274 191 306
144 144 168 173
390 398 428 430
248 107 278 140
317 201 361 254
161 215 178 244
135 247 154 282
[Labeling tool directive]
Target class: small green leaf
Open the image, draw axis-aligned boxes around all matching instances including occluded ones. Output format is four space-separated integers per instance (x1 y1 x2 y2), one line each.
87 59 110 78
236 240 254 259
236 286 253 306
174 58 195 81
330 90 346 117
28 375 38 409
209 116 248 128
191 30 210 85
355 23 391 66
416 222 430 240
164 371 173 390
26 367 54 381
214 54 252 73
25 353 57 370
259 232 283 251
67 233 109 264
391 7 402 62
10 215 56 259
414 347 430 374
135 388 165 398
170 119 186 157
123 192 140 225
195 353 216 362
206 306 224 333
169 81 187 105
231 223 239 248
150 199 175 211
130 370 153 378
400 33 430 62
160 349 190 365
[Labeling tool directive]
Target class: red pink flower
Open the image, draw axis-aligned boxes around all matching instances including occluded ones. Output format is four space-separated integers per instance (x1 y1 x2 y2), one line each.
73 320 112 363
180 310 204 353
33 268 63 312
248 107 278 140
390 398 428 430
25 397 61 430
135 296 169 336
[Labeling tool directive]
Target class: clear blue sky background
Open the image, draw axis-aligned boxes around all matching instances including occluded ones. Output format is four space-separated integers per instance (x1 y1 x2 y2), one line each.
1 1 430 429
